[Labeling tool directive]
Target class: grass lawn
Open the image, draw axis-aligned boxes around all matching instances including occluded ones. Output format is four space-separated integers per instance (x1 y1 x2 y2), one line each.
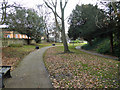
2 43 60 70
44 44 119 88
2 45 36 70
37 43 63 47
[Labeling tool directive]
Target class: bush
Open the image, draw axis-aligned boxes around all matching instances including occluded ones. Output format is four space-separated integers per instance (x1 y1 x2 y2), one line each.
114 44 120 57
82 38 103 50
81 44 92 50
82 38 111 54
82 38 120 56
9 44 23 47
96 39 110 54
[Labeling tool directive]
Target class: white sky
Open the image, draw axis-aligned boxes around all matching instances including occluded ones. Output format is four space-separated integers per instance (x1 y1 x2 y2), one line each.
5 0 108 32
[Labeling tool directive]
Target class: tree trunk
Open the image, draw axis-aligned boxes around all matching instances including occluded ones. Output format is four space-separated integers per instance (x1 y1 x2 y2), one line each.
44 0 69 52
87 39 92 46
109 3 114 54
4 1 7 24
61 28 70 53
54 12 58 43
45 28 50 42
110 32 114 53
46 34 49 42
61 9 70 53
27 35 30 45
1 0 7 24
118 57 120 87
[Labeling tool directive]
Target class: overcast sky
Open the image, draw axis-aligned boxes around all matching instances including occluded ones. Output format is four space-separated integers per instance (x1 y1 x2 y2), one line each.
8 0 98 19
6 0 101 32
2 0 117 32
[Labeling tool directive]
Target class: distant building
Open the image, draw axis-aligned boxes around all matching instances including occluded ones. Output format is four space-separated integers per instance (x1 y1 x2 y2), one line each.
1 25 30 39
48 30 62 42
3 31 29 39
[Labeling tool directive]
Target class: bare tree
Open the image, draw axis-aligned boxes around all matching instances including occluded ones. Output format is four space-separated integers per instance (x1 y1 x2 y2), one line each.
0 0 22 24
37 4 52 42
44 0 70 53
0 0 10 24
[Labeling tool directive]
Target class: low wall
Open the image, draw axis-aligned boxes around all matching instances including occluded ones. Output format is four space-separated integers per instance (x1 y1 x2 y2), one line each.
1 39 36 47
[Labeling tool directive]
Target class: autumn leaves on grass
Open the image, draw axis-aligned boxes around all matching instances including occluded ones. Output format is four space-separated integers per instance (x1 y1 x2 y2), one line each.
44 46 119 88
2 46 35 70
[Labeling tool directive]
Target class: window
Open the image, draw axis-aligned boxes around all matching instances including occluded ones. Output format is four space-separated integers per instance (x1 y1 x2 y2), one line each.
15 34 18 38
19 35 22 38
23 35 25 38
7 35 10 38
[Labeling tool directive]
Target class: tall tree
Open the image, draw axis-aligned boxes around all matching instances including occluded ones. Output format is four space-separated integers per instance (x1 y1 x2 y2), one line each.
111 1 120 56
0 0 22 24
105 2 114 53
6 8 44 44
99 1 120 53
0 0 7 24
37 4 51 42
68 4 104 46
50 20 62 42
44 0 70 53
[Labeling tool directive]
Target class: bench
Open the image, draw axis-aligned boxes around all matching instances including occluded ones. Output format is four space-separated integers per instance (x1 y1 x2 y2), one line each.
0 66 12 88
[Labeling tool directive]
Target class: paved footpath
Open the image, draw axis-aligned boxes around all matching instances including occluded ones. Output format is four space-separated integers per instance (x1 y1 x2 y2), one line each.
76 46 118 60
4 46 53 88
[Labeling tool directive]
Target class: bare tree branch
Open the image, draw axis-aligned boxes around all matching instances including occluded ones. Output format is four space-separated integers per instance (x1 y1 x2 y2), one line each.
47 0 53 7
55 0 57 7
44 0 61 19
50 0 55 6
63 0 68 9
64 16 69 21
44 0 70 52
60 0 62 10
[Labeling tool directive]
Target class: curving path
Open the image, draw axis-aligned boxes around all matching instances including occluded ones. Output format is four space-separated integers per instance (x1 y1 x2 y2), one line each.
76 46 118 60
4 46 53 88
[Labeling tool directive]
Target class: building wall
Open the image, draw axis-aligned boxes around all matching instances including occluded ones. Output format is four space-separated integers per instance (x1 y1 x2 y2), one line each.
3 31 29 39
